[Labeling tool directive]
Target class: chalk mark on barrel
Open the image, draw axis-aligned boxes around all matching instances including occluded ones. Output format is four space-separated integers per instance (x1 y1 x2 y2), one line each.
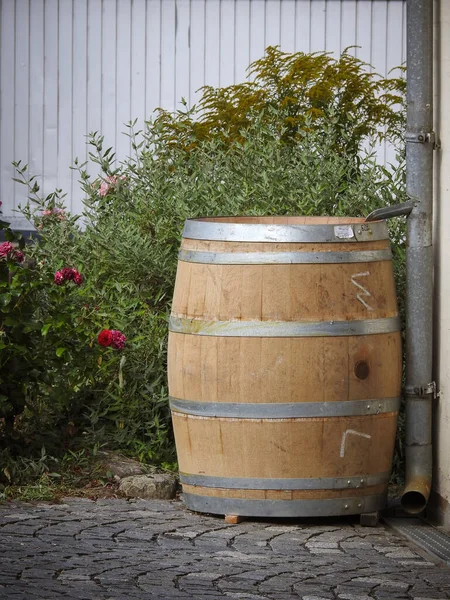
340 429 372 457
351 271 374 311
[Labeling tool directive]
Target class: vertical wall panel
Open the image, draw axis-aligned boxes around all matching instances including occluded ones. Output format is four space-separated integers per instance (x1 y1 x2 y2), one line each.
280 0 297 50
0 0 407 226
175 0 191 104
371 0 388 71
189 0 205 107
296 0 311 52
234 0 251 83
0 1 16 221
265 0 281 49
370 0 389 164
28 0 45 223
386 0 405 72
146 0 161 114
220 0 236 87
101 0 118 152
14 0 29 214
43 0 59 203
205 0 220 87
325 0 342 55
160 0 176 109
86 0 102 136
249 0 266 65
116 0 132 162
58 0 73 197
72 0 88 212
131 0 147 125
309 0 326 52
340 1 357 57
385 0 406 167
356 1 373 66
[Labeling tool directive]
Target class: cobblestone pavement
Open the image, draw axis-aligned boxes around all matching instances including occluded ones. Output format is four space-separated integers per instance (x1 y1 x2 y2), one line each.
1 498 450 600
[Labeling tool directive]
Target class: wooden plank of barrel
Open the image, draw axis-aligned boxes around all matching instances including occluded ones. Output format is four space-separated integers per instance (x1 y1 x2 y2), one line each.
168 217 402 517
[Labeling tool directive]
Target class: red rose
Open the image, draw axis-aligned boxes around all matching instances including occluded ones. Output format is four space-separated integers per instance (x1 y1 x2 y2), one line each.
111 330 126 350
98 330 113 347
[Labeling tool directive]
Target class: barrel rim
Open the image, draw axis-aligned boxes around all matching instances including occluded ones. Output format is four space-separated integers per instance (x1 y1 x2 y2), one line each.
178 248 393 265
169 397 401 418
179 472 390 490
183 218 389 243
182 492 386 517
168 316 401 337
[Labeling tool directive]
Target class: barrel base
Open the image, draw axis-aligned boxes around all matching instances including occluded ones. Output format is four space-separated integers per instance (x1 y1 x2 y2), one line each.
183 492 387 518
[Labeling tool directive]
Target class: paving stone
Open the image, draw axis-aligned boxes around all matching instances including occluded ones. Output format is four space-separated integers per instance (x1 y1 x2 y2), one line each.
338 595 372 600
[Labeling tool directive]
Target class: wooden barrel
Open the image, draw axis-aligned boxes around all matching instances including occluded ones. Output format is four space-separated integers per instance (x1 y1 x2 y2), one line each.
168 216 402 517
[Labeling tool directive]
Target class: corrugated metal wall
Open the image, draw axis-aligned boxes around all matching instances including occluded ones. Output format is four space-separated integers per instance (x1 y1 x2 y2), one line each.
0 0 406 227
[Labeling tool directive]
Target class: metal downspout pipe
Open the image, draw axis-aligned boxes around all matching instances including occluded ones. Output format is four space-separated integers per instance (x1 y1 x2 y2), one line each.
401 0 435 514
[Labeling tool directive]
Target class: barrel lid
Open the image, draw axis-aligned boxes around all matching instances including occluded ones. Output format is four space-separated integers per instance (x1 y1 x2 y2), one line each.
183 217 389 243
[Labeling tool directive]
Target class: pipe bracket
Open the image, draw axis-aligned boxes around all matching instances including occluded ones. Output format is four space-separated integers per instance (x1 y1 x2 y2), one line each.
405 131 436 146
405 381 437 399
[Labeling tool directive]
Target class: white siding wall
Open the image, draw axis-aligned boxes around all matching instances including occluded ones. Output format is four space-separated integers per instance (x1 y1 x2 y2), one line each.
433 0 450 528
0 0 406 228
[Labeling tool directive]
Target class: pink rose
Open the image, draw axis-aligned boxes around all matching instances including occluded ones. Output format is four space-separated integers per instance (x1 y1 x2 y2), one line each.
72 270 83 285
99 181 110 197
0 242 24 263
54 267 83 285
0 242 14 257
111 330 126 350
98 175 125 197
54 271 64 285
60 267 75 281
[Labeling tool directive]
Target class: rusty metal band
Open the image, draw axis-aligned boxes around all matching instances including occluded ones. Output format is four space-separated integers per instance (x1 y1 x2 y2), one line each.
182 219 389 243
179 472 390 490
178 248 393 265
169 396 400 418
182 493 386 517
168 316 401 337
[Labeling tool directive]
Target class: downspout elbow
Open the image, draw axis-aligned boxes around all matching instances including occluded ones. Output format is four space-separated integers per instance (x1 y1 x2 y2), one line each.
401 446 432 514
401 390 433 515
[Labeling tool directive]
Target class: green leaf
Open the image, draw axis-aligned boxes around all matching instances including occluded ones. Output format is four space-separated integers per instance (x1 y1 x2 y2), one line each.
41 323 52 336
3 316 19 326
55 347 66 358
0 293 12 307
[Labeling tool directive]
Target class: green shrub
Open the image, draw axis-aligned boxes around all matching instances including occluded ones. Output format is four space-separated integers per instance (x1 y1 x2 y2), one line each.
155 46 405 155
